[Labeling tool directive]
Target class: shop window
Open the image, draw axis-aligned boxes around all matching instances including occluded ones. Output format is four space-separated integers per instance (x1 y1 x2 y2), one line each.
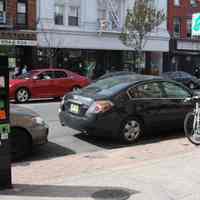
16 1 27 25
173 17 181 38
55 3 64 25
68 6 79 26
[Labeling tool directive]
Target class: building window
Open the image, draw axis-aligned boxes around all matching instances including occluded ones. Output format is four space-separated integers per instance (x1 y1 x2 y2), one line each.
190 0 198 7
16 1 27 25
187 18 192 38
98 8 108 31
173 17 181 37
68 6 79 26
0 0 4 12
174 0 180 6
98 8 107 20
54 3 64 25
97 0 121 31
0 0 5 24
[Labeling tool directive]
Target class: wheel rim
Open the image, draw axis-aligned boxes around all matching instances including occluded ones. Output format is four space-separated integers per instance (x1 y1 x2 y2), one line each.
185 113 200 144
123 120 141 142
17 89 29 102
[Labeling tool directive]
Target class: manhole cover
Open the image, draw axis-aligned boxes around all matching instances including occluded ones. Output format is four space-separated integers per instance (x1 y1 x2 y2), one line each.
92 189 131 200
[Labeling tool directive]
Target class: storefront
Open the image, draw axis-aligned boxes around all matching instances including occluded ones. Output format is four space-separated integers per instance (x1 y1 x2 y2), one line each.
0 31 37 77
36 31 169 78
165 39 200 76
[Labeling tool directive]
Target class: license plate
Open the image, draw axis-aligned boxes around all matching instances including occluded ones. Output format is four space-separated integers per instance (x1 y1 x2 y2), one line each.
70 104 79 114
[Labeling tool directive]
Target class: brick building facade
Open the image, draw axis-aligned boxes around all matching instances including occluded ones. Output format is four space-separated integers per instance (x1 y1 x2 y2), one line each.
166 0 200 75
0 0 37 74
6 0 36 30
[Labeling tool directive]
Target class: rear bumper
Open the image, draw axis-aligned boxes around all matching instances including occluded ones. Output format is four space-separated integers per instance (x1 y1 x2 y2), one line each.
59 109 122 136
59 110 96 132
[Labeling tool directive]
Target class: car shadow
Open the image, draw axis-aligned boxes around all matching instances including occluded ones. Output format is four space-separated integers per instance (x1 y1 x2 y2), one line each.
0 184 137 199
74 130 185 150
12 142 76 164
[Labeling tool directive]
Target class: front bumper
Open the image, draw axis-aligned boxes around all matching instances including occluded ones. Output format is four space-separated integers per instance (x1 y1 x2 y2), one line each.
29 123 49 146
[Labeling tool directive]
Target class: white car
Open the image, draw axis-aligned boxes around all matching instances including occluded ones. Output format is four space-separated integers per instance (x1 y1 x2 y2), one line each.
10 104 49 160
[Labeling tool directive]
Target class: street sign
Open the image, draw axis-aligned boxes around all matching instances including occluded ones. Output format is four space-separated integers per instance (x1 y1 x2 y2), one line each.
192 13 200 36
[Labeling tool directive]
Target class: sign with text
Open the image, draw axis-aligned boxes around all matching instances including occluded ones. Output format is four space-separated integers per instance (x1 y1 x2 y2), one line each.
192 13 200 36
0 39 37 46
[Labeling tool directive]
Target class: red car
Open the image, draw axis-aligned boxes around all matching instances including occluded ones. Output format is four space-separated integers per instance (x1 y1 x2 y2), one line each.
9 68 91 103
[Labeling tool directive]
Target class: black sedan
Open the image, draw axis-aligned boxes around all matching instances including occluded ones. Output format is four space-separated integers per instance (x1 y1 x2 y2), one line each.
162 71 200 89
59 74 194 143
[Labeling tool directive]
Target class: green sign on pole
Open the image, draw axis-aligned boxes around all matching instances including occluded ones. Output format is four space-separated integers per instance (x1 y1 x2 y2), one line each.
192 13 200 36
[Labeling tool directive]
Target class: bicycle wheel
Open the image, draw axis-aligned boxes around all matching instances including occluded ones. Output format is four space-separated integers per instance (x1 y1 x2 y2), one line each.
184 112 200 145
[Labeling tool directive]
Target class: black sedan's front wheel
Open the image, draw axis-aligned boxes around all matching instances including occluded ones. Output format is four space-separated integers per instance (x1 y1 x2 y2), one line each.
119 117 143 144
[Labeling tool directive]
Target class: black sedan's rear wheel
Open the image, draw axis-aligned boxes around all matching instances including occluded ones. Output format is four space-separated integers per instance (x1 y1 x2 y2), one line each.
15 88 30 103
119 117 143 144
10 128 32 160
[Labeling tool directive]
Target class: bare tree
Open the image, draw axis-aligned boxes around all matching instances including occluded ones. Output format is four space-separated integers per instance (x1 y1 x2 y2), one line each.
120 0 165 72
42 29 62 67
37 0 62 68
37 21 62 68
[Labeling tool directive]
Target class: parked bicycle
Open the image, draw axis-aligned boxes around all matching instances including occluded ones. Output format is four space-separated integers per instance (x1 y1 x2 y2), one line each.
184 96 200 145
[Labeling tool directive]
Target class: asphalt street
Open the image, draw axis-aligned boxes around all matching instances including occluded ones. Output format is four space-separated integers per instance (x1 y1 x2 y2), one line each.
17 99 105 159
14 99 187 161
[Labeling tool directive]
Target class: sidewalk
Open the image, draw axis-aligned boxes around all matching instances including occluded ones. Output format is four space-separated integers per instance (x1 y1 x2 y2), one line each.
0 137 200 200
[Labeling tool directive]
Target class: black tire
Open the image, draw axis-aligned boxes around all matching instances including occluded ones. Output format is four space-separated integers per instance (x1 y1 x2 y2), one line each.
72 86 81 91
15 88 30 103
10 128 32 160
184 112 200 145
54 97 61 101
119 117 144 144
